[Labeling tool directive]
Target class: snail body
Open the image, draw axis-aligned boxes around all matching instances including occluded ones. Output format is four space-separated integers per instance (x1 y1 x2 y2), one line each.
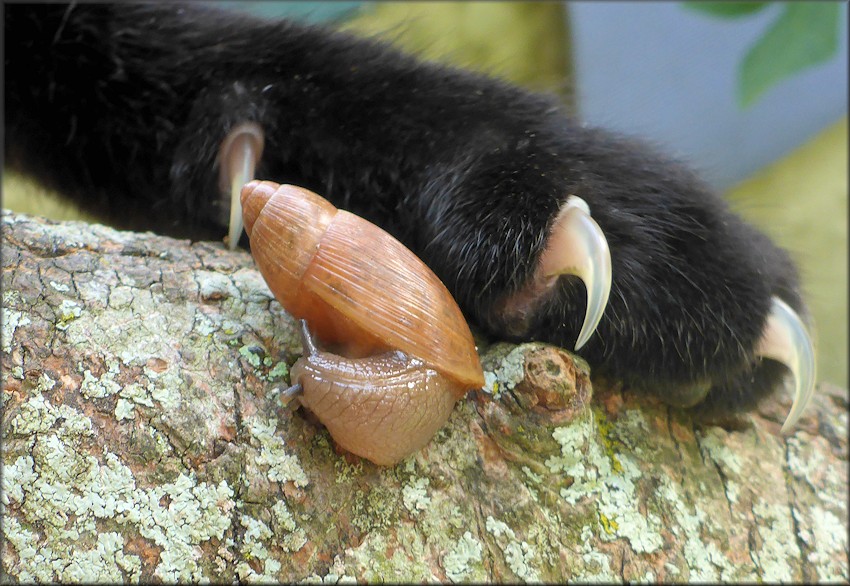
290 322 462 465
241 180 484 465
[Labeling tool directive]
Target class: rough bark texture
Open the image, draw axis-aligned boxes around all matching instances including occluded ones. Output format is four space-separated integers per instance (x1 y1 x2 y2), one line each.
2 210 847 583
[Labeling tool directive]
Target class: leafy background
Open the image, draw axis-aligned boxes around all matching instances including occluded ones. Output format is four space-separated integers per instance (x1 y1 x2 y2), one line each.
684 1 841 107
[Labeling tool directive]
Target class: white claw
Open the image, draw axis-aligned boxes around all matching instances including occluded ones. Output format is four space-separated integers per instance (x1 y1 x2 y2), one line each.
540 196 612 350
218 122 265 250
756 296 816 433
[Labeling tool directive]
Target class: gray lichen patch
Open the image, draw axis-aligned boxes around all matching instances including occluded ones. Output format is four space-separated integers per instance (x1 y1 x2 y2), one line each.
120 382 156 408
55 298 83 330
239 343 265 368
115 397 136 420
351 485 401 533
2 306 32 353
442 531 485 582
481 342 532 396
801 505 848 581
784 428 849 581
229 266 275 303
235 514 283 582
485 515 541 582
80 360 122 399
63 300 189 367
267 360 290 381
401 476 431 515
344 529 439 583
107 284 136 309
570 524 619 582
196 269 240 302
246 415 309 487
3 392 235 582
59 290 240 455
549 411 664 555
749 499 800 581
271 500 308 552
786 433 847 512
695 424 806 582
657 476 751 581
2 516 142 583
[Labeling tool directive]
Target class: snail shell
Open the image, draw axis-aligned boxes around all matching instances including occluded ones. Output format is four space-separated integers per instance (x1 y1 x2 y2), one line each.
241 180 484 464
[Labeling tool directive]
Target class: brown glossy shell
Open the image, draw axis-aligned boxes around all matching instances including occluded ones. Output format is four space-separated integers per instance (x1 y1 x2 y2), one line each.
241 180 485 391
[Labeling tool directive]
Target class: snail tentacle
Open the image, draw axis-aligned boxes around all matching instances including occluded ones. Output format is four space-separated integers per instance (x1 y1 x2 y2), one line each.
278 383 303 409
277 322 315 409
298 319 319 356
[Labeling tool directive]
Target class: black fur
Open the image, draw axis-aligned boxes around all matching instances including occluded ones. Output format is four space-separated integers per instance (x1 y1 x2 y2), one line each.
4 3 805 414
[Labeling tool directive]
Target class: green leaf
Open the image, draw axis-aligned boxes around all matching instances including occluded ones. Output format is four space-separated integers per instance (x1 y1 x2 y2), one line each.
739 2 840 107
682 2 769 18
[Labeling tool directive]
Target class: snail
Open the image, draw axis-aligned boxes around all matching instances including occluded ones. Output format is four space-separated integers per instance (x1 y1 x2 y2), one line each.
241 180 485 465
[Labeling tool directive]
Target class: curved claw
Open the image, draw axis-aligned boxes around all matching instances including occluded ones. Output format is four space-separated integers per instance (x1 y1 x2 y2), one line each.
756 296 816 433
218 122 265 250
540 196 612 350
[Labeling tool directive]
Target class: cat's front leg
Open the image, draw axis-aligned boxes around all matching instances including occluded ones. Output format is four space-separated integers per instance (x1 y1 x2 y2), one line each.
6 2 815 428
391 116 815 429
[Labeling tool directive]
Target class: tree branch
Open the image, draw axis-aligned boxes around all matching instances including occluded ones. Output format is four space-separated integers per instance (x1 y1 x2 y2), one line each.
2 211 847 582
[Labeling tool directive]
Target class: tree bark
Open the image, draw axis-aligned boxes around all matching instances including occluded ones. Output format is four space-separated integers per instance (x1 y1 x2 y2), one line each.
2 210 847 583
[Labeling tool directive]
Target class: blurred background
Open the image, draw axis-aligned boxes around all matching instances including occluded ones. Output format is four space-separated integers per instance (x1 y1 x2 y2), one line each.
4 1 847 387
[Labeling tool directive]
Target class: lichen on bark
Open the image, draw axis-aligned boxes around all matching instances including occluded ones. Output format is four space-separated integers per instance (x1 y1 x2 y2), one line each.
2 210 848 583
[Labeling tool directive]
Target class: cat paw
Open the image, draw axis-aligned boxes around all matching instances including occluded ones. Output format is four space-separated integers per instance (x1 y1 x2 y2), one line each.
422 127 817 430
500 193 814 430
